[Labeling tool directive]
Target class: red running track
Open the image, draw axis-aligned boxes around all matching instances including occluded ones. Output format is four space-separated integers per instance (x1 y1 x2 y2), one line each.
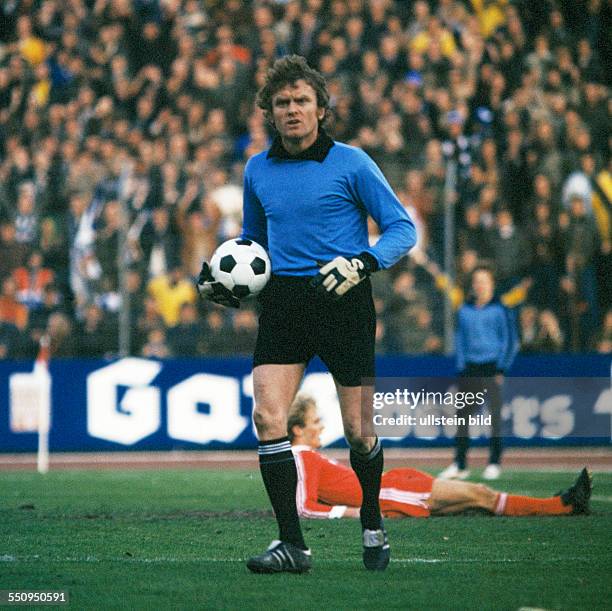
0 448 610 472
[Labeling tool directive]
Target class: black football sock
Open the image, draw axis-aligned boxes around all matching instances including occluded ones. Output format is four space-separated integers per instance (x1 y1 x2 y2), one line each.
258 436 307 550
350 437 383 531
489 437 502 466
456 436 470 470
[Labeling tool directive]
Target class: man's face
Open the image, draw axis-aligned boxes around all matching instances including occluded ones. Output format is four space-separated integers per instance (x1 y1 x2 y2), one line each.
472 270 495 303
270 80 324 146
497 210 512 228
299 406 324 449
180 304 196 323
571 197 585 217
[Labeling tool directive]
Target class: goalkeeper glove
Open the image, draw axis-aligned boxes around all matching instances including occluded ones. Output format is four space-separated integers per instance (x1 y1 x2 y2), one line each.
196 261 240 308
309 252 378 300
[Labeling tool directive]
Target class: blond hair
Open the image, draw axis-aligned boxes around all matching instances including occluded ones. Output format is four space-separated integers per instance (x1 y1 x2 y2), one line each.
287 394 317 441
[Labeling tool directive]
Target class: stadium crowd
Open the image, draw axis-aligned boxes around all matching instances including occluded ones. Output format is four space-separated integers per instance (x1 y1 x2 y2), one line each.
0 0 610 360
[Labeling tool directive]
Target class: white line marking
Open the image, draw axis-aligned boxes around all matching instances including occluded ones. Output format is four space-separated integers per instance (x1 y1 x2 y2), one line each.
591 495 612 503
0 556 601 565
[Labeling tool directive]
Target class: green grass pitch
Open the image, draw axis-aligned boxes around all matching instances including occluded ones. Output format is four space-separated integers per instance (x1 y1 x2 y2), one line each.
0 467 610 610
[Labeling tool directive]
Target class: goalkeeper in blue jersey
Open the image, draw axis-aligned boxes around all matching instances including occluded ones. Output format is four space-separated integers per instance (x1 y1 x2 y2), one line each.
439 264 519 483
198 55 416 573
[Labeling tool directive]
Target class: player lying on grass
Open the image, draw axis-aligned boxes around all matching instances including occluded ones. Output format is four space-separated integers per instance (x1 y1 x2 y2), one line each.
289 395 592 518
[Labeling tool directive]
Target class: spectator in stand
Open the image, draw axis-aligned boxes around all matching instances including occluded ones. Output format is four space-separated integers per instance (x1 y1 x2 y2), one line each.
0 221 29 277
580 82 608 157
533 309 565 353
122 267 146 353
0 0 608 358
475 184 498 232
592 159 612 314
518 305 539 354
383 269 430 354
177 194 222 278
562 152 598 213
94 200 123 289
228 308 259 356
594 309 612 354
75 303 116 358
484 208 531 294
140 206 181 279
528 201 563 311
38 217 69 293
46 311 74 358
0 320 21 359
457 205 486 257
134 294 165 355
13 182 39 247
559 194 600 350
0 276 29 331
167 302 202 357
402 305 443 354
24 284 65 355
198 309 231 356
13 250 54 309
141 326 172 359
147 264 197 328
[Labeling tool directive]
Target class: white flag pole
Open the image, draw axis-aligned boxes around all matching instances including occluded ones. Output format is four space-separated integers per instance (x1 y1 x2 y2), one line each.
35 336 51 474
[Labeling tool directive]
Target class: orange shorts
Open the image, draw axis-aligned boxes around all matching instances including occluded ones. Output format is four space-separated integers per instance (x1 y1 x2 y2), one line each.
380 468 434 518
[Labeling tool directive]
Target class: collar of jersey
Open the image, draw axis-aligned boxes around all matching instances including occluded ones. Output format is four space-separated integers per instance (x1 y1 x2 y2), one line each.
291 444 312 453
267 129 334 162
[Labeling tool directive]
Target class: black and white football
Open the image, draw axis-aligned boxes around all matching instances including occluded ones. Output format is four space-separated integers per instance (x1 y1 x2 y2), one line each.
210 238 271 299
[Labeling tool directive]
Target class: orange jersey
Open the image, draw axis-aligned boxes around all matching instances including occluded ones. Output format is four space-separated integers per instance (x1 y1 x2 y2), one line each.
292 446 434 519
13 267 54 303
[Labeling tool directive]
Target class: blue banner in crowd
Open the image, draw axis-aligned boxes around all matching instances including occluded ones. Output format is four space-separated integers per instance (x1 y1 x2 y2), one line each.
0 355 611 452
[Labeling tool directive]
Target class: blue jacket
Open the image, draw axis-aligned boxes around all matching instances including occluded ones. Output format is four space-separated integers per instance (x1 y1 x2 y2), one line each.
455 300 519 373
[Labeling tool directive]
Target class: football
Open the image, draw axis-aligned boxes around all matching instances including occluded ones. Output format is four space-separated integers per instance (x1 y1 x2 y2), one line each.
209 238 271 299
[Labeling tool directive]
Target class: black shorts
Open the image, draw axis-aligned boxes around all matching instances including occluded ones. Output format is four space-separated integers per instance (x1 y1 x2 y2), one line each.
253 275 376 387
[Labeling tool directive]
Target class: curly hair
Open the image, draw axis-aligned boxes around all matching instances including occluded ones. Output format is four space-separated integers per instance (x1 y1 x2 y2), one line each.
287 393 317 441
256 55 331 126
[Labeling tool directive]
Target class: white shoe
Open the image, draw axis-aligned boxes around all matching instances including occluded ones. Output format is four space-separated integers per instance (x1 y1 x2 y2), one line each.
438 463 471 480
482 464 501 480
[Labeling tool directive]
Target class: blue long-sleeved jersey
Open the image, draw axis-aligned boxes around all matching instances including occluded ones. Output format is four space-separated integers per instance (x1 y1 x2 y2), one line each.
241 138 416 275
455 300 519 373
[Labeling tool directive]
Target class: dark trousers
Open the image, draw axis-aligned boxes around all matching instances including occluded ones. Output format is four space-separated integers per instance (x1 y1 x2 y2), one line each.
455 361 502 469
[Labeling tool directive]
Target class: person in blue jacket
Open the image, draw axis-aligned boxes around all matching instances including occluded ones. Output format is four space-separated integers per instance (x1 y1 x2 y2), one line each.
197 55 416 573
439 264 519 482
